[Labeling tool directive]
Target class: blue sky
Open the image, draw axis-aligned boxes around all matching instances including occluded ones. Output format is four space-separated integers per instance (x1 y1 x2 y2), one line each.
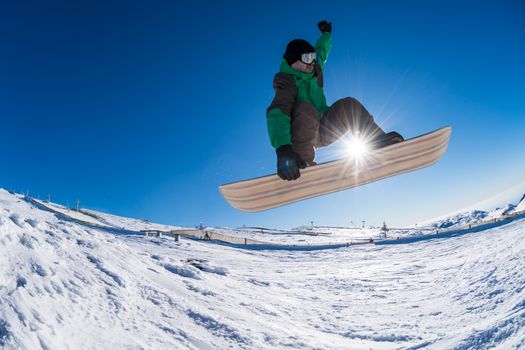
1 0 525 228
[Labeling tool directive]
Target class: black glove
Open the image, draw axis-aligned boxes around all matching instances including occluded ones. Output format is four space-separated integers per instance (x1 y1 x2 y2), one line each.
317 20 332 34
276 145 307 181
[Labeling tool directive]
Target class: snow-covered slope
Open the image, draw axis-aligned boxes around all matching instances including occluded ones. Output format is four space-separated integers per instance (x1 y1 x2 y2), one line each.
1 189 524 349
424 197 523 230
425 210 489 229
31 199 186 232
210 226 388 244
515 194 525 213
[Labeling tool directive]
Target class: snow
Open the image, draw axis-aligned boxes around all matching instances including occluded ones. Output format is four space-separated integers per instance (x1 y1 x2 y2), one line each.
514 194 525 213
1 188 524 349
31 199 185 232
79 207 186 232
210 226 385 245
422 201 522 230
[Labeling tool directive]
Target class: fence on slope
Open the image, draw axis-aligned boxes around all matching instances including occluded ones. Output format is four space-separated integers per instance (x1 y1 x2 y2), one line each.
24 195 525 249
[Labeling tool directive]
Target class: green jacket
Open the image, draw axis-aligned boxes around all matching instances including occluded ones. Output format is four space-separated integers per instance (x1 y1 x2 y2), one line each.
266 32 332 148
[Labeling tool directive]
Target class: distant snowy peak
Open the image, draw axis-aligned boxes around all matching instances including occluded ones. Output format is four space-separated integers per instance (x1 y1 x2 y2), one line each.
428 197 524 230
430 210 488 229
515 193 525 212
486 203 516 220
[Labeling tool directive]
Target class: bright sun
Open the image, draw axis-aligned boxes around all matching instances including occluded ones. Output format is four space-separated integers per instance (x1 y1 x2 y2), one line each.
345 137 370 158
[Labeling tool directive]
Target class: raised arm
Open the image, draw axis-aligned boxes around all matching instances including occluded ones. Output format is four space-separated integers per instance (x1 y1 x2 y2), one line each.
315 20 332 65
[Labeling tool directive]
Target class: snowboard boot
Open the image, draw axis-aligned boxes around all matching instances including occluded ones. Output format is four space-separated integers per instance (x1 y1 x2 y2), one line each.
370 131 404 149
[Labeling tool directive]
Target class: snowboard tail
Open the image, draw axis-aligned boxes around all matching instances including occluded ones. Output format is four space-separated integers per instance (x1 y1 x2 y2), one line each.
220 126 451 212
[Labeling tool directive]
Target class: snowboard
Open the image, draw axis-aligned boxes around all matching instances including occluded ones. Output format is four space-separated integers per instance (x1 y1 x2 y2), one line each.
220 126 451 212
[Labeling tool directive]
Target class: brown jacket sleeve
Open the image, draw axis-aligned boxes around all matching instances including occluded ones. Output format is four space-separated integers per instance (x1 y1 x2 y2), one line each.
266 73 297 117
266 73 298 148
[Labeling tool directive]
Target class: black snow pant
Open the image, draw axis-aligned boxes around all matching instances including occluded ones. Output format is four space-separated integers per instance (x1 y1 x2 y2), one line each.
290 97 385 164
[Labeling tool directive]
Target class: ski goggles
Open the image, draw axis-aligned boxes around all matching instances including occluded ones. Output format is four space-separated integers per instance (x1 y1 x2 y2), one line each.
300 52 317 65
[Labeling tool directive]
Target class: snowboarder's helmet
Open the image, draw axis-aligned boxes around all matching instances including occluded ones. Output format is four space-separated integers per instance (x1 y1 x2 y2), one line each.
284 39 315 65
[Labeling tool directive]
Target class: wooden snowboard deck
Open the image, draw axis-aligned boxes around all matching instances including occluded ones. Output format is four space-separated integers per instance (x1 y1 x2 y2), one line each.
220 126 452 212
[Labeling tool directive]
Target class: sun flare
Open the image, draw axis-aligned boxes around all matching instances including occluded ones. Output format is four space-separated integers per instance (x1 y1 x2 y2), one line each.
344 137 370 159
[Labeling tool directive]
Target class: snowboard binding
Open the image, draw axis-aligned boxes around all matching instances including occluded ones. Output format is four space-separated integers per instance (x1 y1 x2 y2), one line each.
370 131 404 150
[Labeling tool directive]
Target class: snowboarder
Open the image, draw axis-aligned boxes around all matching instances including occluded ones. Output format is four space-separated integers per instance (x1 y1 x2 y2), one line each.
267 20 404 181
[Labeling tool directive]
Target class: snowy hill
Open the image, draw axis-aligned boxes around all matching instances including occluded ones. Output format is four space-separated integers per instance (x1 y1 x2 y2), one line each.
425 209 489 229
424 195 525 230
1 188 524 349
515 193 525 213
